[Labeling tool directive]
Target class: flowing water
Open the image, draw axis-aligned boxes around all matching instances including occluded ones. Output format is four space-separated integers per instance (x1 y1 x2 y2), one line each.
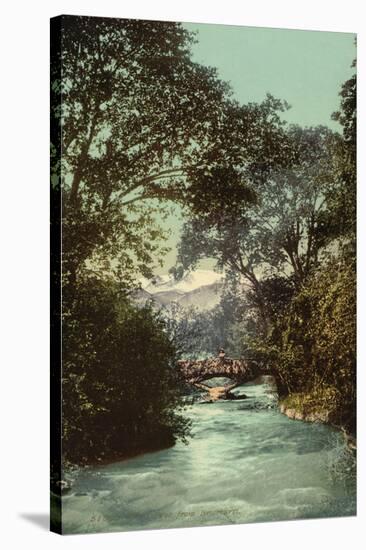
61 378 356 534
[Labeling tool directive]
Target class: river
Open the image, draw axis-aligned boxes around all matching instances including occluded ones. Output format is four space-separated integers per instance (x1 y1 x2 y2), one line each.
61 377 356 534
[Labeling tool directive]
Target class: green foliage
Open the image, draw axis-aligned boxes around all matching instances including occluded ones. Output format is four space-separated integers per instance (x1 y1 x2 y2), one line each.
62 277 191 464
161 302 208 359
332 59 356 153
168 264 185 281
328 59 356 243
205 279 248 356
246 258 356 432
280 387 340 420
178 125 339 294
161 278 246 360
57 15 258 286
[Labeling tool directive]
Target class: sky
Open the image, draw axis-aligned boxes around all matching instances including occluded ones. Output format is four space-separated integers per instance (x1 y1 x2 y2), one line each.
185 23 355 129
152 23 356 275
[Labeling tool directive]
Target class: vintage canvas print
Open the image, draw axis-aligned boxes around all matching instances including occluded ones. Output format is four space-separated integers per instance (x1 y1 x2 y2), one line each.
50 15 356 534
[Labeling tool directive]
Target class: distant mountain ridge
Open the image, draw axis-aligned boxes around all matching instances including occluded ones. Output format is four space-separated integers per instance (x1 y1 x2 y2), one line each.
134 270 224 311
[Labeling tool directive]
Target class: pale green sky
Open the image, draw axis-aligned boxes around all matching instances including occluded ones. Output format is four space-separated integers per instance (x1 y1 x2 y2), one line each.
185 23 355 129
152 23 356 275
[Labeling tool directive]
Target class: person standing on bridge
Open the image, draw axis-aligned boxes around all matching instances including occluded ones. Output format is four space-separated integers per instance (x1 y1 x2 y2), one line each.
218 348 226 359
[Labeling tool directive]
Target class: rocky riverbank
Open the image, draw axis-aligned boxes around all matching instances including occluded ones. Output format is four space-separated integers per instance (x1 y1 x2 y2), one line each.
279 392 356 451
279 402 330 423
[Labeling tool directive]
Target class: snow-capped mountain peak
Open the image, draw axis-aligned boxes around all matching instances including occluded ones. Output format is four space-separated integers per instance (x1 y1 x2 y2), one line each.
140 269 223 295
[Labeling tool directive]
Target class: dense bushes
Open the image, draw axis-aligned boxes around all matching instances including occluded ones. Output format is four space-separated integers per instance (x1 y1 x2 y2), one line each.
62 277 191 464
246 257 356 433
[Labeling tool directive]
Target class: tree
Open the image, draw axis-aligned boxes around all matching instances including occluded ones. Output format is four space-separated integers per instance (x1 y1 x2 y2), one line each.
161 302 207 359
257 257 356 432
239 66 356 428
62 276 191 464
177 125 339 324
54 15 293 290
328 58 356 243
56 16 237 288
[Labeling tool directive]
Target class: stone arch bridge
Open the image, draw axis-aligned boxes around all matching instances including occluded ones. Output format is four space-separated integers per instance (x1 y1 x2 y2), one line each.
177 356 260 401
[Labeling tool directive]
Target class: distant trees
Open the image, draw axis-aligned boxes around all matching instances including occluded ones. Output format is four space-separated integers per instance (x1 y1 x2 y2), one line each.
178 125 339 338
161 302 207 359
161 279 247 361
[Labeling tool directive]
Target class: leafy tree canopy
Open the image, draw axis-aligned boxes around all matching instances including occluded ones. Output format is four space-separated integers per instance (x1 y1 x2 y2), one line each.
52 16 291 288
